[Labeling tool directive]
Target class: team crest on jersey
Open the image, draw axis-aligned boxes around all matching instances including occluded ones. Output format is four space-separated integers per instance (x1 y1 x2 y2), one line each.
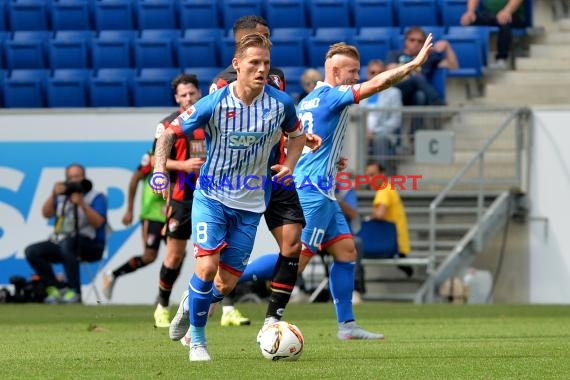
228 132 265 149
226 111 236 119
180 106 195 121
209 83 218 94
269 74 281 88
140 153 150 166
168 219 179 232
155 123 165 138
261 108 271 120
147 234 156 247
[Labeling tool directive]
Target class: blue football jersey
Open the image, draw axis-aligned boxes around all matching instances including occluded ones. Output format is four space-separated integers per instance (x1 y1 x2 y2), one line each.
295 81 361 199
170 82 301 212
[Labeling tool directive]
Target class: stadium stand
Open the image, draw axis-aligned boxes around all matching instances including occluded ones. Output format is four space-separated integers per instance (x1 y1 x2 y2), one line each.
265 0 307 28
354 27 397 65
178 0 220 29
49 30 93 69
133 29 179 69
5 31 50 69
184 67 223 96
221 0 263 30
91 30 135 69
46 68 91 107
93 0 135 31
7 0 49 31
396 0 439 28
3 69 48 107
307 27 356 67
132 68 180 107
136 0 177 30
177 28 222 68
270 27 310 67
51 0 92 31
353 0 395 27
309 0 351 28
89 68 135 107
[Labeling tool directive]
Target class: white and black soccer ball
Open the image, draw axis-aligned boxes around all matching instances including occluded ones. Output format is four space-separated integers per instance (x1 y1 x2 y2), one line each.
259 321 304 361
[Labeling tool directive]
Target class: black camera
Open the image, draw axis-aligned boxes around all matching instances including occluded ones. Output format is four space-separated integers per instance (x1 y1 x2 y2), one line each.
63 179 92 196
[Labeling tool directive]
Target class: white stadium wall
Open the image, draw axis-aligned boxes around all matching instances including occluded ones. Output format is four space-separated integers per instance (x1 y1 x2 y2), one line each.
0 109 278 305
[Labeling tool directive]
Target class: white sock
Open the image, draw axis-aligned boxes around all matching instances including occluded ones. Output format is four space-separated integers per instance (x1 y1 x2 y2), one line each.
222 306 235 315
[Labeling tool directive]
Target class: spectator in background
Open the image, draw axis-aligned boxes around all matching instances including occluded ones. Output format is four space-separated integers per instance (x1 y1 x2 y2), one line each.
25 164 107 304
461 0 525 70
359 60 403 176
365 162 413 278
387 26 458 106
297 68 323 103
102 148 167 301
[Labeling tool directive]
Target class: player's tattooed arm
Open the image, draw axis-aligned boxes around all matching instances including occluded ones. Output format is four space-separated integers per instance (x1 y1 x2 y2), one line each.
152 129 177 199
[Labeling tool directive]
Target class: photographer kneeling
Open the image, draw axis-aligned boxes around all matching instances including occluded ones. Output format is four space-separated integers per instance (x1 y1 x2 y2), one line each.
25 163 107 304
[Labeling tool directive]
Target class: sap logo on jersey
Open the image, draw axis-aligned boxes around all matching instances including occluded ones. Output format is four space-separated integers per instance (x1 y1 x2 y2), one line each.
229 132 265 149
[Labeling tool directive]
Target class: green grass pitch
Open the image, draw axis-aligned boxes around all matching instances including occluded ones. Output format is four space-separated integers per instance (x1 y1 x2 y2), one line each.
1 303 569 379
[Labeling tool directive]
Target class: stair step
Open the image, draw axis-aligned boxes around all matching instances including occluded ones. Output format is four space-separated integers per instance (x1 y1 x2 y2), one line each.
516 57 570 71
530 44 570 58
537 32 570 44
490 71 570 85
408 223 472 232
411 240 457 249
558 18 570 31
483 84 570 105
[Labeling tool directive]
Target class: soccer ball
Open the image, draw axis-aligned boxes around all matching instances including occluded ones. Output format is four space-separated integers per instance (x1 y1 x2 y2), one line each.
258 321 304 361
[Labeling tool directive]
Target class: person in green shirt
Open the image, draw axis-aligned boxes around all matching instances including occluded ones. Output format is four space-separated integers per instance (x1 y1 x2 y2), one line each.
461 0 526 70
102 150 167 300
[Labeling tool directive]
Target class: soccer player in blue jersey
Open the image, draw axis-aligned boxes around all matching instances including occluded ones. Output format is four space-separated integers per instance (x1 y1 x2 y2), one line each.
152 33 306 362
292 36 434 340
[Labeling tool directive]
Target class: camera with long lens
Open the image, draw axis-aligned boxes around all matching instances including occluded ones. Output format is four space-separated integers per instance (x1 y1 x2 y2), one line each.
63 179 93 196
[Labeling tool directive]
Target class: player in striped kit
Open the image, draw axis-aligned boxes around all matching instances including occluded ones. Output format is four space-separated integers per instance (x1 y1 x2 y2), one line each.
293 37 434 340
152 33 306 362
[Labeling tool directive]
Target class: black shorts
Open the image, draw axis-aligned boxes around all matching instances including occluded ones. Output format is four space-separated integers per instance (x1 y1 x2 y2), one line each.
264 184 306 231
165 199 193 240
142 219 166 251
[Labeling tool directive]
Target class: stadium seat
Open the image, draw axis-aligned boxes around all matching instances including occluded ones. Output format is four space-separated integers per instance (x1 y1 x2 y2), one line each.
177 28 221 68
93 0 135 30
134 29 179 68
49 31 93 69
430 67 447 101
136 0 177 30
265 0 307 28
393 26 446 50
354 27 398 65
91 30 135 68
0 69 7 106
270 28 310 67
7 0 48 31
0 31 8 68
352 0 395 27
280 66 306 99
396 0 439 28
3 69 48 108
89 68 135 107
219 33 237 68
440 0 467 27
184 67 222 95
309 0 350 28
307 28 356 67
0 2 6 31
447 26 491 66
221 0 262 30
133 68 181 107
46 69 92 107
178 0 220 29
444 34 483 78
51 0 92 30
356 220 399 258
5 31 49 69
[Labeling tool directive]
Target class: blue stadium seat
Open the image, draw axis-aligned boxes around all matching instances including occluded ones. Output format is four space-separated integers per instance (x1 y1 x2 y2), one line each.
94 0 135 31
307 28 356 67
356 220 399 258
134 29 179 68
280 66 306 99
5 31 49 69
184 67 222 95
178 0 220 29
8 0 48 31
447 25 491 66
219 33 237 68
46 69 92 107
89 68 135 107
354 27 398 65
0 2 6 31
221 0 262 30
265 0 307 28
91 30 135 68
270 28 310 67
0 69 7 106
352 0 395 27
440 0 466 27
51 0 92 30
0 31 8 68
133 68 181 107
430 67 447 101
3 69 48 107
444 34 483 78
309 0 350 28
177 28 221 68
49 31 93 69
396 0 439 28
136 0 177 30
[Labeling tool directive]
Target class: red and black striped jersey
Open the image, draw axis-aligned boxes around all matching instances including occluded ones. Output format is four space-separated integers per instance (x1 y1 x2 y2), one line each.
153 109 205 202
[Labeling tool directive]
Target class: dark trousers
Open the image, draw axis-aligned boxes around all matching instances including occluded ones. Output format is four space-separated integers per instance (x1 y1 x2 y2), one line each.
473 10 525 59
25 236 104 293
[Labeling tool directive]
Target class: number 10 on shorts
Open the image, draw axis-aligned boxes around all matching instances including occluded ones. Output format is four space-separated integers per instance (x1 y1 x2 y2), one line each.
308 227 325 249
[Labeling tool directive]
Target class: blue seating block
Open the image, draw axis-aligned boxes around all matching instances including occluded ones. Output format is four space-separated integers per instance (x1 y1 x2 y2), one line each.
47 69 92 107
8 0 48 31
307 28 355 67
309 0 350 28
185 67 222 96
89 68 135 107
5 31 49 69
51 0 92 30
92 30 135 68
280 66 305 99
136 0 177 30
270 28 310 67
444 34 483 77
49 31 93 69
133 68 181 107
94 0 135 30
177 28 221 68
134 29 179 68
265 0 307 28
178 0 220 29
354 27 397 65
221 0 262 30
4 69 48 108
353 0 395 27
396 0 439 28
